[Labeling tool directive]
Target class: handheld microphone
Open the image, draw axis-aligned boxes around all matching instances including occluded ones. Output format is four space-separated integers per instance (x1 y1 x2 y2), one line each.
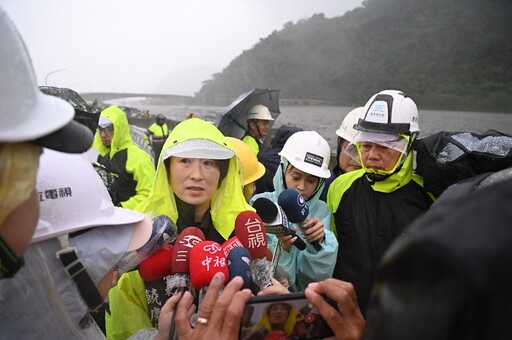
252 197 307 251
234 211 269 259
227 246 252 289
168 227 205 340
234 210 274 290
166 227 205 294
189 241 229 290
278 189 321 251
138 244 174 281
138 244 174 328
116 214 178 274
221 235 244 257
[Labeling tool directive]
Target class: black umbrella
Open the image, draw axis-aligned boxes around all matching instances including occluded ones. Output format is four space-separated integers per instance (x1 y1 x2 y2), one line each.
216 88 280 139
39 86 100 134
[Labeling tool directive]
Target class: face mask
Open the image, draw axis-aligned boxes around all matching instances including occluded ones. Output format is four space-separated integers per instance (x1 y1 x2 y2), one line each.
0 236 25 279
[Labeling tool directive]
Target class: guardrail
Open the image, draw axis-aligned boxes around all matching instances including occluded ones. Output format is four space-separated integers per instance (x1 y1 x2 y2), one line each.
130 125 153 155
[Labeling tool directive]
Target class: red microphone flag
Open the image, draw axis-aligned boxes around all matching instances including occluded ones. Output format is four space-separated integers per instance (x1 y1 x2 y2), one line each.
189 240 229 290
235 211 268 259
139 244 174 281
171 227 205 274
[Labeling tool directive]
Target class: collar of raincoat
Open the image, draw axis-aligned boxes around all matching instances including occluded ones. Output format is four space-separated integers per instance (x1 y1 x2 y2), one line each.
92 105 133 157
138 118 254 240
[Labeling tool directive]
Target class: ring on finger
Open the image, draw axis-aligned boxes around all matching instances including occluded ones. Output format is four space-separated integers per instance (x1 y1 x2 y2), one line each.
196 317 208 326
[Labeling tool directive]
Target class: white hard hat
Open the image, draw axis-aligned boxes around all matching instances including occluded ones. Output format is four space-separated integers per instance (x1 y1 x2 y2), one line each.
279 131 331 178
0 8 92 152
355 90 420 136
336 107 365 142
32 148 152 251
247 105 274 121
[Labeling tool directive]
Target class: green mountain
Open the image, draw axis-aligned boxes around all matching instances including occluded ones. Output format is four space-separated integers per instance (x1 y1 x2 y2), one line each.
195 0 512 112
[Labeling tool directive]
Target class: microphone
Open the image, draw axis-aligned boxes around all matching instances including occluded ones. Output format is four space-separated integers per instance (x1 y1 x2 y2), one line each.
138 244 174 281
189 241 229 290
278 189 321 251
221 235 244 257
234 211 268 259
167 227 205 340
251 197 307 251
138 244 174 328
116 215 178 274
235 210 274 290
166 227 205 294
227 246 252 289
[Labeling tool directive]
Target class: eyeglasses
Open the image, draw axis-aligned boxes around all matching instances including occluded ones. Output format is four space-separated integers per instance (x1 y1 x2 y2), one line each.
97 125 114 133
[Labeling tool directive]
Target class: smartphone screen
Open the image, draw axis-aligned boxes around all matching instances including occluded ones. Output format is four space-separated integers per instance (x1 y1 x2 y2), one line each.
239 293 334 340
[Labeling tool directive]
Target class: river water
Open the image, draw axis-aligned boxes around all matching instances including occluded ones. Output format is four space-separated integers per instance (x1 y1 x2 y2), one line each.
129 103 512 152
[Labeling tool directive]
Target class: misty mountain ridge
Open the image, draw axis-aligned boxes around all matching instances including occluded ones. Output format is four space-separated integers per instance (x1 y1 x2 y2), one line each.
193 0 512 112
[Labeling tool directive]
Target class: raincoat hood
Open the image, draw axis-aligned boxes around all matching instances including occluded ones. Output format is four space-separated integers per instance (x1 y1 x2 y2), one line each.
138 118 253 240
93 105 133 158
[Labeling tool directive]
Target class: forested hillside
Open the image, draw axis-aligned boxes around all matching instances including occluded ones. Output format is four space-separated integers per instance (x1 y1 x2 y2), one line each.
195 0 512 112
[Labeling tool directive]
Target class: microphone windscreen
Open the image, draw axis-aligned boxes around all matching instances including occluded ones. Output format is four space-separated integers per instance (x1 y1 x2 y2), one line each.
171 227 205 274
189 241 229 290
227 247 252 288
221 236 244 257
252 197 278 223
235 211 268 259
278 188 310 223
139 245 174 281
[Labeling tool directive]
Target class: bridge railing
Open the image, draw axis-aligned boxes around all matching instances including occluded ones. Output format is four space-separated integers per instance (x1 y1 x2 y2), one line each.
130 125 153 155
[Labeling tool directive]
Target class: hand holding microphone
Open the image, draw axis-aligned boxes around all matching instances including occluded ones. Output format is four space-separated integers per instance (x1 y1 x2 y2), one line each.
278 189 322 251
252 197 307 251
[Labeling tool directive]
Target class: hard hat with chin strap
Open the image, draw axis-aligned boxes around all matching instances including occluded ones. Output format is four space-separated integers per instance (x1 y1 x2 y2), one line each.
247 105 275 121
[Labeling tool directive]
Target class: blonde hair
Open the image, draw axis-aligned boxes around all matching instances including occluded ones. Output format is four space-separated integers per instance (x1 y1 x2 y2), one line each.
0 143 40 226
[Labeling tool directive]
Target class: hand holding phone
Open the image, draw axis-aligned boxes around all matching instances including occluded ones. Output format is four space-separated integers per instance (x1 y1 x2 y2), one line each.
240 293 335 340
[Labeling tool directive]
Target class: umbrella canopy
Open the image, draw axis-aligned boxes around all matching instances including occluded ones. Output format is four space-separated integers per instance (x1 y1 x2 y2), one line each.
39 86 100 134
216 88 280 139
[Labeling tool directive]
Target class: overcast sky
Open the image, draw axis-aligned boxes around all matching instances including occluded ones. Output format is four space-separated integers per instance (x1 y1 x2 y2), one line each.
1 0 363 95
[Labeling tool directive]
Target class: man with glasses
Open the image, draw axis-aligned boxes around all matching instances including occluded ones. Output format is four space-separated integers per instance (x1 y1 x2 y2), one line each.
93 105 155 211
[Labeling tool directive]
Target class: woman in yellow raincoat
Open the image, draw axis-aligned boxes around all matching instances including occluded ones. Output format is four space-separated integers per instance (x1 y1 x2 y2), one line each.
106 118 253 339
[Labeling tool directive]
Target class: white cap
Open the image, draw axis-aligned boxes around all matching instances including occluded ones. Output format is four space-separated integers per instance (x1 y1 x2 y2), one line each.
98 116 113 128
162 139 234 160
